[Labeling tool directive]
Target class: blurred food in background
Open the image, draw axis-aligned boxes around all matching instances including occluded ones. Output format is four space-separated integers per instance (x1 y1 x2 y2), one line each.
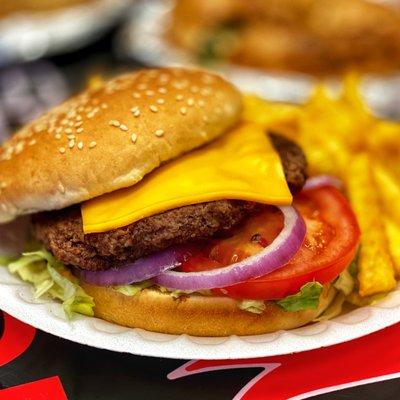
119 0 400 117
168 0 400 75
0 0 132 66
243 75 400 304
0 0 94 18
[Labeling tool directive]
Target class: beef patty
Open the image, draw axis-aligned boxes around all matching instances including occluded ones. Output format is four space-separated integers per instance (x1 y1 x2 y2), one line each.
33 133 307 271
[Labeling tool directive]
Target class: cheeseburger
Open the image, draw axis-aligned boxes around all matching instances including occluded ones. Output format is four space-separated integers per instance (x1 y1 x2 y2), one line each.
0 68 360 336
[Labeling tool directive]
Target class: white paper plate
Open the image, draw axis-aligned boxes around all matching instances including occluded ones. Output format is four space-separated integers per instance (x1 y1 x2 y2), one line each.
1 268 400 360
0 0 132 66
1 218 400 360
117 0 400 120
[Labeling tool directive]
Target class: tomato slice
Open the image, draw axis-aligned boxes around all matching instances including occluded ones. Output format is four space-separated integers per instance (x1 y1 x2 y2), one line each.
180 186 360 300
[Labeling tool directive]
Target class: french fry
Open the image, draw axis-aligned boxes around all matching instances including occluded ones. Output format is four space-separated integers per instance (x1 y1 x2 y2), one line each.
242 95 300 136
373 162 400 223
346 154 396 296
340 72 371 123
384 218 400 277
243 75 400 302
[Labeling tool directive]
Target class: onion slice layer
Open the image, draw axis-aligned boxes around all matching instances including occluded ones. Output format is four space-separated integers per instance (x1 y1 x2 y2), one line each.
79 246 191 286
304 175 342 191
153 206 306 291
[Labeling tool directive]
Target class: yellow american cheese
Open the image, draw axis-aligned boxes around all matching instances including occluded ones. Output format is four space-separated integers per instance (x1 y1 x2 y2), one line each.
81 123 292 233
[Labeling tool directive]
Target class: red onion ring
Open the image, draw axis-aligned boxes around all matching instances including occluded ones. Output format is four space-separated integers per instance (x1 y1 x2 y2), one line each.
304 175 342 191
79 246 191 286
153 206 306 291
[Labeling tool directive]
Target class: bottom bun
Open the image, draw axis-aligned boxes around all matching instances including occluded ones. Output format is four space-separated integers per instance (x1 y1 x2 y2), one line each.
82 283 334 337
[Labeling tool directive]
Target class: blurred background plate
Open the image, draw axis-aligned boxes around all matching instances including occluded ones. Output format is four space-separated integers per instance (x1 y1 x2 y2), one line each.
0 0 132 66
117 0 400 120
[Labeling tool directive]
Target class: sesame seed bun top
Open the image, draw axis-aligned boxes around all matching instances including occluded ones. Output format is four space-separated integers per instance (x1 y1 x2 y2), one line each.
0 68 242 223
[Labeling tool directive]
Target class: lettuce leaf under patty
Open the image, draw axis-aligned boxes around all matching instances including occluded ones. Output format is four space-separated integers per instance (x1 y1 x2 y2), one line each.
276 282 324 312
238 299 266 314
113 281 153 296
5 249 94 318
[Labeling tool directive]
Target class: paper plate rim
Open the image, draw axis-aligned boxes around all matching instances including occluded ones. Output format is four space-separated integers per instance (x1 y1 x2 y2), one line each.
1 268 400 360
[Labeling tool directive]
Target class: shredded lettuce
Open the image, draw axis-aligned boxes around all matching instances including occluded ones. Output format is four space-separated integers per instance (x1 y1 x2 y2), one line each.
238 300 266 314
157 286 212 299
5 249 94 318
276 282 323 312
158 286 195 299
0 256 16 265
348 247 360 277
313 289 345 322
113 281 153 296
334 268 355 295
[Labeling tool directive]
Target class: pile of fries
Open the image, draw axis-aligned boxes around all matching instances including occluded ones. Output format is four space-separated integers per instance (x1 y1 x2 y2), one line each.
243 75 400 301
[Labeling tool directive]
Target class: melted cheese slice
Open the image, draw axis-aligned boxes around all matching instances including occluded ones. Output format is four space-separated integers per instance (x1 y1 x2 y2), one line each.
82 123 292 233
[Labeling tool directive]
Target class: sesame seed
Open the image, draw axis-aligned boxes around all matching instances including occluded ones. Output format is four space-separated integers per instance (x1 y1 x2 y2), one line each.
176 94 184 101
28 139 36 146
159 73 170 83
15 142 24 154
89 141 97 149
55 134 62 140
131 133 138 143
75 121 83 127
120 124 129 131
0 182 7 189
154 129 164 137
76 115 82 121
137 83 147 90
109 120 120 127
187 98 195 106
61 119 68 125
58 183 65 194
201 87 212 96
56 127 63 134
77 141 84 150
202 115 209 123
198 100 205 107
156 98 165 105
77 128 84 133
133 92 141 99
180 107 188 115
158 87 167 94
65 128 73 134
67 134 76 140
190 86 199 94
59 147 66 154
145 90 155 97
101 103 108 109
150 105 158 113
69 140 75 149
131 107 141 117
